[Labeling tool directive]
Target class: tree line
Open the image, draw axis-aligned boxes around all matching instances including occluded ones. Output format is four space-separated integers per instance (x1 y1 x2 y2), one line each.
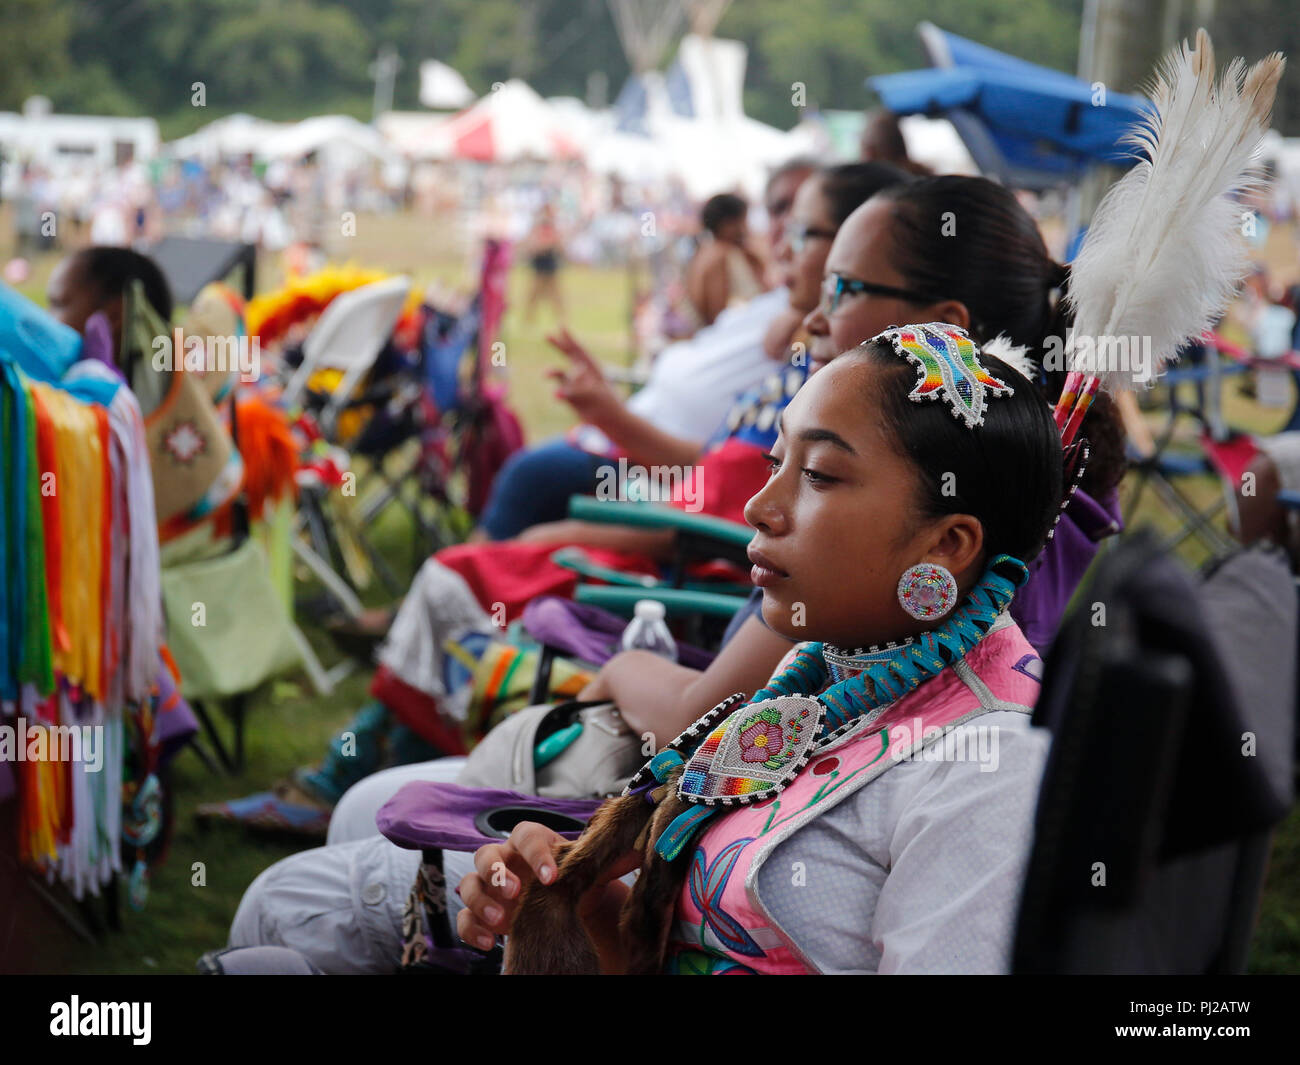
0 0 1293 137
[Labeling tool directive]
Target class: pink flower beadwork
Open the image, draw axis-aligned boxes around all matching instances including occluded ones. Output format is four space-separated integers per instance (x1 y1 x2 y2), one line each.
739 720 785 763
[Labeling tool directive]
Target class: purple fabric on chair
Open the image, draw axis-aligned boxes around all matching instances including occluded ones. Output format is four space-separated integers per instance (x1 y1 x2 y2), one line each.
1011 486 1123 657
377 781 603 853
520 596 715 671
154 659 199 765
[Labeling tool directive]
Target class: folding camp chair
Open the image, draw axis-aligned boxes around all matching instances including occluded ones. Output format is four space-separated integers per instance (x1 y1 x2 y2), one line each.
100 278 326 772
279 276 416 607
546 495 754 647
1013 533 1296 973
280 275 412 416
294 239 520 616
158 382 343 771
408 239 520 524
1126 334 1300 556
335 246 522 595
346 298 483 573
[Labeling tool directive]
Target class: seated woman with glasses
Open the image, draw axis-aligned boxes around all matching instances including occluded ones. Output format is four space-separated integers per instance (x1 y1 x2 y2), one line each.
423 163 916 621
799 176 1126 654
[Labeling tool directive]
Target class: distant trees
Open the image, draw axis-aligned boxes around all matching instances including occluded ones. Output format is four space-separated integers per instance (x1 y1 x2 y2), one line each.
1 0 1295 137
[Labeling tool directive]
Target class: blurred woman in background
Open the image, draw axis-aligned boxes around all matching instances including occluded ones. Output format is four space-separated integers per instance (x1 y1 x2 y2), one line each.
683 192 767 329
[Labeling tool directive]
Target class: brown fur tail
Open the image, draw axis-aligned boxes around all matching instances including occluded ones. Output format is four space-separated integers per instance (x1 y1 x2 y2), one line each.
505 767 703 975
503 794 655 974
618 788 698 974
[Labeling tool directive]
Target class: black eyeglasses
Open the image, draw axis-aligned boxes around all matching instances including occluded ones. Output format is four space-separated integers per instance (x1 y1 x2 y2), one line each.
820 271 935 315
787 222 838 254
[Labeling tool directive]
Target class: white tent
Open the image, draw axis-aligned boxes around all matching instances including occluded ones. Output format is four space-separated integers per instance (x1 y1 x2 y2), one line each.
590 34 815 199
585 123 677 185
168 113 400 172
260 115 400 169
167 113 287 162
419 60 475 110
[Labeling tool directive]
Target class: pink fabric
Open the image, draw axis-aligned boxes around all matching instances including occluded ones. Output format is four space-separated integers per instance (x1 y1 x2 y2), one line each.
669 623 1040 974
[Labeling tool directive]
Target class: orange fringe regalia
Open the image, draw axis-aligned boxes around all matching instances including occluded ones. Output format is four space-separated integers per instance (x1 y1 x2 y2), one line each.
214 395 299 536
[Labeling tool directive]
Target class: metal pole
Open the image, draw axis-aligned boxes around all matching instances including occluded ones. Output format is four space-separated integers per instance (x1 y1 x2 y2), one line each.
370 46 402 125
1073 0 1200 234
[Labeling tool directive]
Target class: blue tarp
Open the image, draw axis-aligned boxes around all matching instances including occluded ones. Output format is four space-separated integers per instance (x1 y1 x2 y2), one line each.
868 26 1154 188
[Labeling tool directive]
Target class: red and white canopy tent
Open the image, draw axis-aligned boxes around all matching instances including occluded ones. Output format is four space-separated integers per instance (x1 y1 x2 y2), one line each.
430 80 582 163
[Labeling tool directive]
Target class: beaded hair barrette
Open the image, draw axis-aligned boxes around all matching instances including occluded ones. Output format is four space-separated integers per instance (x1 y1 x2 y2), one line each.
873 321 1095 539
874 322 1015 429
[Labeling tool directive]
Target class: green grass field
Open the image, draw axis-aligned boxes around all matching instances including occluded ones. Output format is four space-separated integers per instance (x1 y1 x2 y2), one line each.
12 212 1300 974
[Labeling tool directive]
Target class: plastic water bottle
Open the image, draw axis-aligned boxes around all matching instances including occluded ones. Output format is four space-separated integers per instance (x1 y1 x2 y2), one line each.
620 599 678 662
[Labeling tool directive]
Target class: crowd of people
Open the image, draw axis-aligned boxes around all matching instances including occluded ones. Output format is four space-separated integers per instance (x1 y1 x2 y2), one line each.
16 75 1299 973
203 154 1134 974
200 129 1289 970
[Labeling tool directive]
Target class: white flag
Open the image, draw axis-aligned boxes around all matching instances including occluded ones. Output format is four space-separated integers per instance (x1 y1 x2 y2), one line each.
419 60 475 110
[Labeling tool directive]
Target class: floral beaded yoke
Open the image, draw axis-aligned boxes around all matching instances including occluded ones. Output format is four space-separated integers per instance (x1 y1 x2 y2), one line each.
663 613 1044 974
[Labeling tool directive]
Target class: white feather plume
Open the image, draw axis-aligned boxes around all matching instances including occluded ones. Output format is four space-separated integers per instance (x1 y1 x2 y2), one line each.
1066 29 1284 392
980 334 1037 383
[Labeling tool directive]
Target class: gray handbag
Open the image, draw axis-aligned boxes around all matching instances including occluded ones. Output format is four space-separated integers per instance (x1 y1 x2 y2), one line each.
454 699 650 800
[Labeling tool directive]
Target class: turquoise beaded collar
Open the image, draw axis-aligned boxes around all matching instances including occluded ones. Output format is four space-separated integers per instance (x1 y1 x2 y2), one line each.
624 554 1029 860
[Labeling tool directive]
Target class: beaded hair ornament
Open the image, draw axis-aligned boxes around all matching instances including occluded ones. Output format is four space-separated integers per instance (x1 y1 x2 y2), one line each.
876 321 1093 542
877 322 1015 429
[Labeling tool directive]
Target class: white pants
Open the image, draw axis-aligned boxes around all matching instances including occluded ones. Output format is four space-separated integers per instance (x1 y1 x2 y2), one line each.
229 758 473 974
326 758 467 845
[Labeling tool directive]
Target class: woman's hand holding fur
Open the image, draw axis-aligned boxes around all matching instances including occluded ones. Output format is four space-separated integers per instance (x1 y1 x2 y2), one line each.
456 822 563 952
457 820 641 974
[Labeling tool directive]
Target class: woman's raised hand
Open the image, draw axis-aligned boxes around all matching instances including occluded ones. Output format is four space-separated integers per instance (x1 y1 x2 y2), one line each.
546 328 621 427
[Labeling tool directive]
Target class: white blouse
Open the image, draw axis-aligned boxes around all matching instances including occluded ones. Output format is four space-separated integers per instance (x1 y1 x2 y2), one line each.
756 709 1052 973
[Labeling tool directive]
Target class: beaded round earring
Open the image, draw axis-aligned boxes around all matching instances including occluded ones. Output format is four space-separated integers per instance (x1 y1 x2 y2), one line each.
897 562 958 621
